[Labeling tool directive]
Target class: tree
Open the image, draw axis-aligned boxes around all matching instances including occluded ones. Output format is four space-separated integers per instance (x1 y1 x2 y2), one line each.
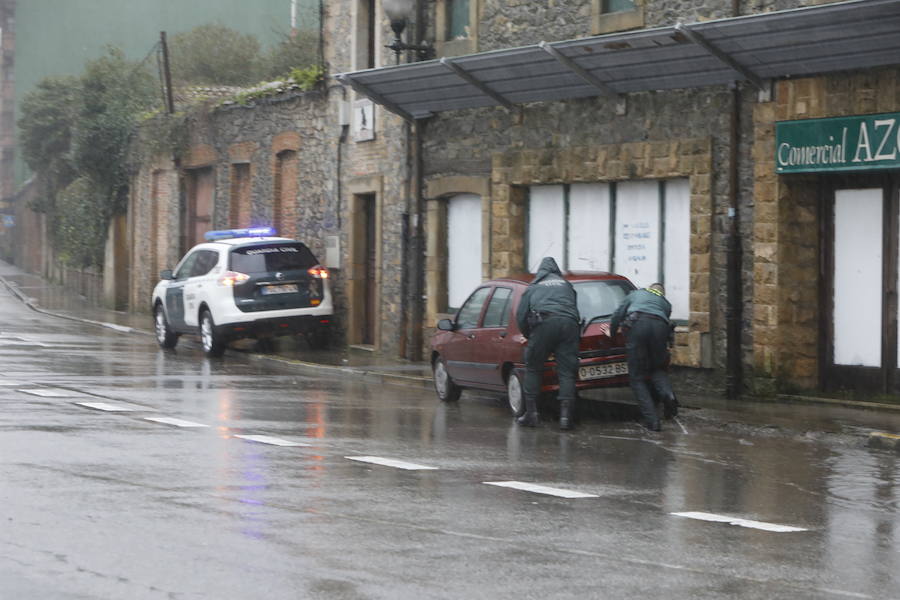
263 30 320 80
170 23 262 86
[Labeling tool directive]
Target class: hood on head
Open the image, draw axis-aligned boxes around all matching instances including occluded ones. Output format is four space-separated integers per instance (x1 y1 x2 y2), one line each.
533 257 562 282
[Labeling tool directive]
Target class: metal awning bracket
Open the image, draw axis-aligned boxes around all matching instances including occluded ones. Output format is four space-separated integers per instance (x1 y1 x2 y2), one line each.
440 57 516 111
539 41 621 99
674 23 765 91
336 73 416 123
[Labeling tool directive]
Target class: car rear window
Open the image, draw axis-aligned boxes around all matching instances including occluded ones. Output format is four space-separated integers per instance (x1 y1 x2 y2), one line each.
574 280 633 320
230 243 319 274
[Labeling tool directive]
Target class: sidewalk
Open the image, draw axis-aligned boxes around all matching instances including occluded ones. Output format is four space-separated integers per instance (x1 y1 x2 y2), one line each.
2 259 900 446
0 260 434 389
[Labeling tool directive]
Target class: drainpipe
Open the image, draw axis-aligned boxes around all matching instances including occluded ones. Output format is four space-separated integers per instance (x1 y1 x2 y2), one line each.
725 0 743 399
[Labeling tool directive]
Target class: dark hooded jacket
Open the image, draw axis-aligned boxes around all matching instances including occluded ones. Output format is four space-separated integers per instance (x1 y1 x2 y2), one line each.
609 288 672 337
515 257 580 336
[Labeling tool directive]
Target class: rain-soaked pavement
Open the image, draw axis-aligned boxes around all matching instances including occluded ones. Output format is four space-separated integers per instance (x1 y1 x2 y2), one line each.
1 267 900 599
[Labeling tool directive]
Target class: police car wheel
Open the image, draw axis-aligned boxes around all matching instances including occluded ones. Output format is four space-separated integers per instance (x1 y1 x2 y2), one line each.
432 356 461 402
200 310 226 357
154 304 178 349
507 371 526 417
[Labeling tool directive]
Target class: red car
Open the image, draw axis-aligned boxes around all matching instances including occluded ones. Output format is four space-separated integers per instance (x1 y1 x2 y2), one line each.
430 272 635 416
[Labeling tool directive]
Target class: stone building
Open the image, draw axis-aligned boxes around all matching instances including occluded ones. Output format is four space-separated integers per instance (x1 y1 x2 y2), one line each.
338 0 900 395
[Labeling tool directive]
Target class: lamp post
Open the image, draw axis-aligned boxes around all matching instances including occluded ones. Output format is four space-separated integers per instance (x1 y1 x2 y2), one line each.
383 0 434 64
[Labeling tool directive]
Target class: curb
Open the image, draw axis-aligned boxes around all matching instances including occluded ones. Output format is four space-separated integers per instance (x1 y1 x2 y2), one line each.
777 393 900 413
868 431 900 452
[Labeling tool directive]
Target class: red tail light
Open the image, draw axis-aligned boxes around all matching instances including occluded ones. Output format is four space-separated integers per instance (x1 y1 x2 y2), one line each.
308 265 329 279
217 271 250 287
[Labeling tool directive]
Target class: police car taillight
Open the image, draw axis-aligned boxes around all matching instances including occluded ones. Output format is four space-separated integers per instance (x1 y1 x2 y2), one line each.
218 271 250 287
308 265 329 279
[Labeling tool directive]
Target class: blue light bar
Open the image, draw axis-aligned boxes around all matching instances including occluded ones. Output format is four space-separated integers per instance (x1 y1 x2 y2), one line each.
204 227 277 241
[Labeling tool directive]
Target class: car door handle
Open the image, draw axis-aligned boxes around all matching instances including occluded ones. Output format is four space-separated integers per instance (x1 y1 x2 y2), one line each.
467 334 476 340
499 332 508 338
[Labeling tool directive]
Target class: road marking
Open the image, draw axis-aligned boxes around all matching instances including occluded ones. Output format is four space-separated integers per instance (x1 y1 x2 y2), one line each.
17 388 87 398
75 402 143 412
673 417 689 434
234 434 310 447
671 511 808 532
144 417 209 428
483 481 599 499
0 380 27 386
345 456 438 470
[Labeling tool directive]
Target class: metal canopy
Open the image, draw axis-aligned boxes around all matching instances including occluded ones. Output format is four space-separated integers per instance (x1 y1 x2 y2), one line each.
337 0 900 121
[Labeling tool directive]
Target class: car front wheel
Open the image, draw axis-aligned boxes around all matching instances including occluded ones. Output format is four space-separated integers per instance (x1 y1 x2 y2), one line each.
433 355 461 402
200 309 226 357
507 370 526 417
154 304 178 349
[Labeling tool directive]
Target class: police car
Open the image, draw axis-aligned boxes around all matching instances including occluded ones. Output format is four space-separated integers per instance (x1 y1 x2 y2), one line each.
151 227 333 357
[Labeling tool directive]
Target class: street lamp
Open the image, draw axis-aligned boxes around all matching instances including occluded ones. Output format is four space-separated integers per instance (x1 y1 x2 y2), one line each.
383 0 435 64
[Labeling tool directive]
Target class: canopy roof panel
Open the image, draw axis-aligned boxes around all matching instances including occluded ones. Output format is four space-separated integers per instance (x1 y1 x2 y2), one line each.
338 0 900 120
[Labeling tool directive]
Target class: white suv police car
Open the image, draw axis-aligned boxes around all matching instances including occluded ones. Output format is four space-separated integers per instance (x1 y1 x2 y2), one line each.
151 227 333 357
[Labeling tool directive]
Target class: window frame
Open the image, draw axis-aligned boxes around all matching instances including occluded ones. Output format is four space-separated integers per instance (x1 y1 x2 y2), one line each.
526 179 690 324
482 286 513 329
455 286 492 330
592 0 644 35
435 0 479 57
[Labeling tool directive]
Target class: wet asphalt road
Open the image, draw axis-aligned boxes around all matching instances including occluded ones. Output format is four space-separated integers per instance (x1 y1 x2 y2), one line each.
1 285 899 600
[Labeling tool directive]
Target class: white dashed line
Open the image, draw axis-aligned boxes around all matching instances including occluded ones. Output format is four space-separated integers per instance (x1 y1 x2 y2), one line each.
234 434 311 447
17 388 87 398
482 481 599 498
0 380 27 386
75 402 141 412
671 512 808 532
345 456 438 470
144 417 209 428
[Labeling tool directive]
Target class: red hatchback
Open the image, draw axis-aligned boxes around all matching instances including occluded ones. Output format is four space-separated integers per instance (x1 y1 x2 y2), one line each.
430 272 635 416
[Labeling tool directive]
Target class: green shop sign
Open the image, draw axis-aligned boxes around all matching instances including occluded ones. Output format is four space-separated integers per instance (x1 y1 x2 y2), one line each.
776 112 900 173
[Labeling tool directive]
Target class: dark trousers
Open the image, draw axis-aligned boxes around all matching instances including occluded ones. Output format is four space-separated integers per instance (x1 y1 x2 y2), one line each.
624 316 674 426
524 316 580 409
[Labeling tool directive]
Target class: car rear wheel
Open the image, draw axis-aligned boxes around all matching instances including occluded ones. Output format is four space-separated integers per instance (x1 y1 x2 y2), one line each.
154 304 178 349
433 356 461 402
200 309 226 357
507 370 526 417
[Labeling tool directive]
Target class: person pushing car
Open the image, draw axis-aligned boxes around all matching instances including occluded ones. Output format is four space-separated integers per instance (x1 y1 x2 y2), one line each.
609 282 678 432
515 257 581 430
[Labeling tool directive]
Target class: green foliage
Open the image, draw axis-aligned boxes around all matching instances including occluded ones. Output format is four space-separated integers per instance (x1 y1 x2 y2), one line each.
263 30 320 80
170 23 262 86
53 177 109 269
288 64 324 91
18 47 156 268
17 76 80 211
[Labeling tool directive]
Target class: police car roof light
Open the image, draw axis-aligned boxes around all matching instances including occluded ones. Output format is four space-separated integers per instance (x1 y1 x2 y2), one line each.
204 226 277 241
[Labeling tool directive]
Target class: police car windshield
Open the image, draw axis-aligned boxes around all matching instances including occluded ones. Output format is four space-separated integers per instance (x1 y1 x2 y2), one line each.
230 243 318 274
574 280 632 321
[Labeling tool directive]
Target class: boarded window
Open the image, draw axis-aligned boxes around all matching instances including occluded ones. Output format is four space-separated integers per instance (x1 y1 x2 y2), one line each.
447 193 483 310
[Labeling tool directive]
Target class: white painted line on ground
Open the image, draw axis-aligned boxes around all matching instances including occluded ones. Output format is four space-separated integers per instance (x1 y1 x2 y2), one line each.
144 417 209 428
0 380 27 386
234 434 311 447
17 388 87 398
0 340 48 347
673 417 689 434
671 511 808 532
345 456 438 470
483 481 599 499
75 402 140 412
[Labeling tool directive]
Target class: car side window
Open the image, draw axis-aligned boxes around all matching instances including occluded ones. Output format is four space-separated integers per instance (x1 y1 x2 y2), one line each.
482 287 512 328
456 287 491 330
173 252 199 280
190 250 219 277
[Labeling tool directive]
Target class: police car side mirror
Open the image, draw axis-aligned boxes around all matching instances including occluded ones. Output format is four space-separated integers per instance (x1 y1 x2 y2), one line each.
437 318 455 331
160 269 174 280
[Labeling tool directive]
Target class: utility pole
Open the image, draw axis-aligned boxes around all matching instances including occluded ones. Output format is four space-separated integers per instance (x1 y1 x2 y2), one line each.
159 31 175 114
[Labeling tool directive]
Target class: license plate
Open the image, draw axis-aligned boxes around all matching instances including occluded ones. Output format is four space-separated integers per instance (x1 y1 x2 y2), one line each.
260 284 298 295
579 362 628 381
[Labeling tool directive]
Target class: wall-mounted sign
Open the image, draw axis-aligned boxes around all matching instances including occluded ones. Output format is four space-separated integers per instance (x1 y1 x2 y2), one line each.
776 111 900 173
353 98 375 142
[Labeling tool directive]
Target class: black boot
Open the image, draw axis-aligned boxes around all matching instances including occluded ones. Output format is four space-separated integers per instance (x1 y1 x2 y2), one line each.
559 397 574 431
516 394 539 427
663 393 679 419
